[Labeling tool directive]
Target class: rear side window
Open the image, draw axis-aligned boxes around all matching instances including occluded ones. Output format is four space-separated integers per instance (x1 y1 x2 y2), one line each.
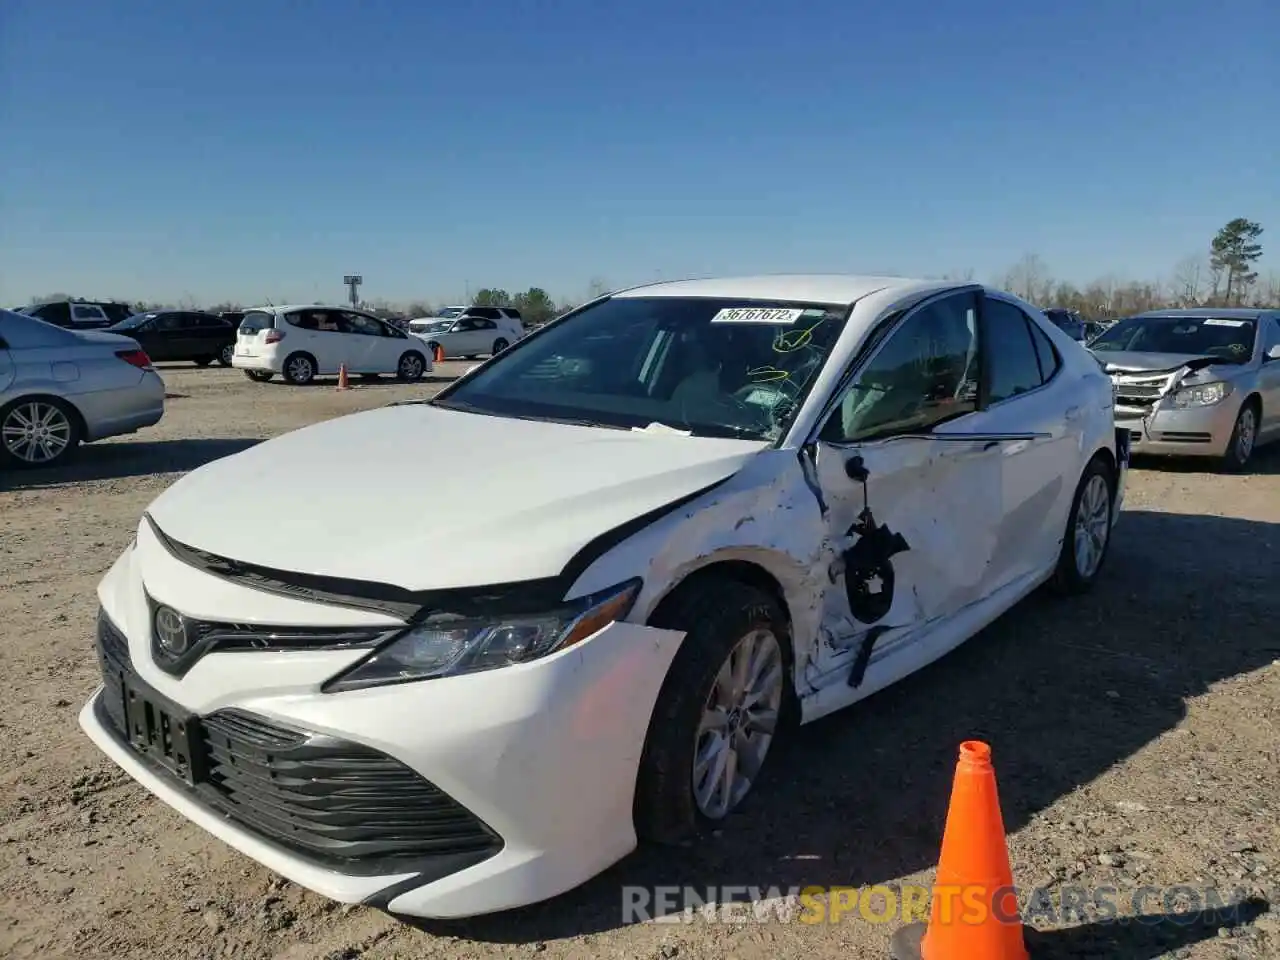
72 304 105 321
982 298 1044 404
239 311 275 334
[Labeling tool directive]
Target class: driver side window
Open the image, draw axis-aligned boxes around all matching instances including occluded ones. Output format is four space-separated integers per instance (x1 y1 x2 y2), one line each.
820 292 979 443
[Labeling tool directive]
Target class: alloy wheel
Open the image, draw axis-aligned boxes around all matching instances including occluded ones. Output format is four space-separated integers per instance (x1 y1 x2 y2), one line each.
693 627 784 819
2 401 73 464
1073 473 1112 579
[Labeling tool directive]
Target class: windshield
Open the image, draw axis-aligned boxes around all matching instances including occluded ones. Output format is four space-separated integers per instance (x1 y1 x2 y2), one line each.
414 319 453 332
432 296 849 441
1090 315 1257 362
436 307 467 319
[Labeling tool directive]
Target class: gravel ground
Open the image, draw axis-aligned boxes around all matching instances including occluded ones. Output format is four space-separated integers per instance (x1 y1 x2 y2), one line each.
1 364 1277 960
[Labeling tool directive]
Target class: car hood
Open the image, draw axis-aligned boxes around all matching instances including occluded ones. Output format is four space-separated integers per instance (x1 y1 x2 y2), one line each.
145 403 763 592
1089 350 1223 374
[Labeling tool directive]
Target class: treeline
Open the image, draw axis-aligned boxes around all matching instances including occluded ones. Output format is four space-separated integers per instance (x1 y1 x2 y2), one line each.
26 221 1273 325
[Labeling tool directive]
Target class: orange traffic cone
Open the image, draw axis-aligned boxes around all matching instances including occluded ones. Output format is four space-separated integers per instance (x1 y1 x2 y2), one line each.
890 741 1029 960
432 343 445 364
336 363 350 391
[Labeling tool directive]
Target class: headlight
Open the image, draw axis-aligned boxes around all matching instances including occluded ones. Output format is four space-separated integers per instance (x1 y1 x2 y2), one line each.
322 578 642 692
1167 381 1231 408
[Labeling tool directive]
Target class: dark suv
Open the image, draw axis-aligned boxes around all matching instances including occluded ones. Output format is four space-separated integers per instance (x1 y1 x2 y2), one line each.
19 299 135 329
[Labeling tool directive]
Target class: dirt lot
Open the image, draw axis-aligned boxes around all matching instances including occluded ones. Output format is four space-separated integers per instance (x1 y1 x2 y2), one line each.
1 364 1277 960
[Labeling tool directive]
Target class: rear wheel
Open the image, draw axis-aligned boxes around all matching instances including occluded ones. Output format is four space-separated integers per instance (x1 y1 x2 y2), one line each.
218 344 234 367
635 579 792 844
0 396 82 469
1221 400 1259 473
244 371 274 383
1051 455 1114 594
283 353 316 386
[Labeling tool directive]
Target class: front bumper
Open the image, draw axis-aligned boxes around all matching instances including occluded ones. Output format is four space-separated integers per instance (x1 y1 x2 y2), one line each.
79 527 685 918
1115 399 1238 458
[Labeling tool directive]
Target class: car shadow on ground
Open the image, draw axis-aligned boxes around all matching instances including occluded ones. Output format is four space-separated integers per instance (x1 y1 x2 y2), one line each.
0 438 260 491
1131 442 1280 476
269 375 457 389
409 509 1279 944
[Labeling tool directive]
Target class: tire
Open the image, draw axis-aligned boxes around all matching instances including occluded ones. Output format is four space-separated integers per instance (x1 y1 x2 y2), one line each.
0 396 83 469
397 350 426 381
492 338 509 355
244 371 274 383
217 344 234 367
1050 455 1115 595
282 353 316 386
1220 399 1259 473
193 356 214 367
635 579 793 845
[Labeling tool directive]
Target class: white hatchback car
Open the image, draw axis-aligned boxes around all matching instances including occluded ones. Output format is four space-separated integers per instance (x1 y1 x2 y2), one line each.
408 307 525 359
232 305 433 384
80 276 1126 920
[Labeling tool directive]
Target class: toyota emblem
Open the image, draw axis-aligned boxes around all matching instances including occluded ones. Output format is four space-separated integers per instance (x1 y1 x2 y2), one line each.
154 606 189 656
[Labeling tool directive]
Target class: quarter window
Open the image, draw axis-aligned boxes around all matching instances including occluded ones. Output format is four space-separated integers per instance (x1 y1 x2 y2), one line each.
820 292 979 443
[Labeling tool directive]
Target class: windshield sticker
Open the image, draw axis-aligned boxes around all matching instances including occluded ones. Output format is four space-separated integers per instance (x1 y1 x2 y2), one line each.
710 307 805 325
1202 318 1249 327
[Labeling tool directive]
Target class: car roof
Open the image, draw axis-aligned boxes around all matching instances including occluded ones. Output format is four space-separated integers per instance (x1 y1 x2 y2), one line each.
244 304 373 314
1130 307 1274 320
609 274 957 306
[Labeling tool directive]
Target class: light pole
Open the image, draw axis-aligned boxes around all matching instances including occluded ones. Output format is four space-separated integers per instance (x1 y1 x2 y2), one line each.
343 275 363 308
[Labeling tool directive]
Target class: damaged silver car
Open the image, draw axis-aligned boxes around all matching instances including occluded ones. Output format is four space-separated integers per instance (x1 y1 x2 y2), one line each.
1089 308 1280 471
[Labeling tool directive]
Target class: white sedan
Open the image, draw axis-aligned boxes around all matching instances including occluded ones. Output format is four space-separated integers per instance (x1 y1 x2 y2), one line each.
79 275 1125 919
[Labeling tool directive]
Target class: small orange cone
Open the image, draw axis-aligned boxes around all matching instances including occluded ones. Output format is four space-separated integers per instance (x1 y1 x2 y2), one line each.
432 343 445 363
890 741 1029 960
336 363 350 391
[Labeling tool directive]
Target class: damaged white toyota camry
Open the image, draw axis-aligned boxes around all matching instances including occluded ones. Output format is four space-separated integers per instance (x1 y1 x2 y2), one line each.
80 275 1127 919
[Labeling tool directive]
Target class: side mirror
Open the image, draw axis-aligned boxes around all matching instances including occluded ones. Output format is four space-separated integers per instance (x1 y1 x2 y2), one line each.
1266 345 1280 362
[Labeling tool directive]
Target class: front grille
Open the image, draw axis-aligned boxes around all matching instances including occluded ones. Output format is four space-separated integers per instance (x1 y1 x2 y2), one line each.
200 710 500 865
94 611 501 872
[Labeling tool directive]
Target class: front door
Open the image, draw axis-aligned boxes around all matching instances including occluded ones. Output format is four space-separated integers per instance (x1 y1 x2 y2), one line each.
801 289 1040 698
1259 316 1280 442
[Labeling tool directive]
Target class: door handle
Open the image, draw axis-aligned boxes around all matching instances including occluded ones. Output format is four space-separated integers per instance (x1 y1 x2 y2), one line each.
982 440 1000 451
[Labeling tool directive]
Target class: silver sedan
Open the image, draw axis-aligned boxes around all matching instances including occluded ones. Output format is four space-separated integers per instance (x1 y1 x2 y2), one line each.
0 309 166 469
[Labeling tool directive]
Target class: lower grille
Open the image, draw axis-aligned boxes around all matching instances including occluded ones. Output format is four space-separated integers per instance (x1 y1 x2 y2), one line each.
94 611 501 872
1158 431 1213 444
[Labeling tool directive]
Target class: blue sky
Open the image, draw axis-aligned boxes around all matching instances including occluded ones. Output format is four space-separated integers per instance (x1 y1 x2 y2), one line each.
2 0 1277 307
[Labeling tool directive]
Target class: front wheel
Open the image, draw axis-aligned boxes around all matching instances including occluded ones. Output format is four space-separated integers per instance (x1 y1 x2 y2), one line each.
397 351 426 381
1220 401 1258 473
1051 455 1114 594
492 338 509 355
635 579 792 844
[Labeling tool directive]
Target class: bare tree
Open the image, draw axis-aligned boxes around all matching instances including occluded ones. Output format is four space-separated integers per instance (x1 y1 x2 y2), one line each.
1000 254 1051 304
1171 256 1206 306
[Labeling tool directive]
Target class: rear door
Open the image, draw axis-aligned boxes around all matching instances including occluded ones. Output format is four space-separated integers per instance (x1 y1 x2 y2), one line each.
951 296 1086 589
